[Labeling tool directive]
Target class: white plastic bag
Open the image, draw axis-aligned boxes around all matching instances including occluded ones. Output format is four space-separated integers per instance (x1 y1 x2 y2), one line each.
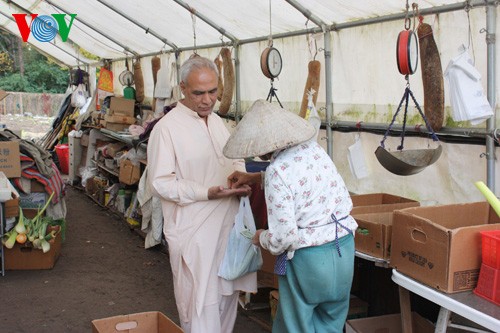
218 196 263 280
348 135 369 179
71 84 88 108
305 89 321 142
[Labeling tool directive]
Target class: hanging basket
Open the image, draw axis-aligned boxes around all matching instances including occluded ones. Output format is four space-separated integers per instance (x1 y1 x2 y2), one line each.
375 145 442 176
375 87 442 176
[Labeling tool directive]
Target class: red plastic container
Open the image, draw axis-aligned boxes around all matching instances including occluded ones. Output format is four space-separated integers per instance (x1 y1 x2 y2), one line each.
55 143 69 174
474 263 500 306
481 230 500 269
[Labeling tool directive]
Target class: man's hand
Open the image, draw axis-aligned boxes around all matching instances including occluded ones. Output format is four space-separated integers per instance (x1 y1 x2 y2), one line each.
208 184 252 200
227 171 261 189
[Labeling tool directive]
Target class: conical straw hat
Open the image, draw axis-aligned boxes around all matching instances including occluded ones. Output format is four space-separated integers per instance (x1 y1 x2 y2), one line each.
223 99 316 159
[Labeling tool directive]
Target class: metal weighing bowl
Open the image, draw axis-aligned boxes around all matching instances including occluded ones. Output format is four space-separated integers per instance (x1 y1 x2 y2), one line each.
375 145 442 176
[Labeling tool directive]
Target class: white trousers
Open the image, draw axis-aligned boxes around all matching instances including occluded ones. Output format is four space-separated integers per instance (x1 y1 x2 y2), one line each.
180 292 239 333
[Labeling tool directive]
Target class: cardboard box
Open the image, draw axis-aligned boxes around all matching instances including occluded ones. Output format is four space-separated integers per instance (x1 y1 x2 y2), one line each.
92 311 183 333
351 193 419 215
119 159 141 185
347 295 369 320
390 202 500 293
103 121 130 132
0 140 21 178
345 312 434 333
258 249 279 289
4 233 62 270
353 212 393 260
104 114 136 125
109 97 135 117
5 193 19 218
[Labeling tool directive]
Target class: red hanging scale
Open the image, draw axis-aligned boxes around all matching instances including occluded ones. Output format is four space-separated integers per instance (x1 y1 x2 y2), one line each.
375 2 442 176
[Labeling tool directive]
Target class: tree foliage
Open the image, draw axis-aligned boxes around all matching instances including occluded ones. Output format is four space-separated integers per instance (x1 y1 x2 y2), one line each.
0 31 69 93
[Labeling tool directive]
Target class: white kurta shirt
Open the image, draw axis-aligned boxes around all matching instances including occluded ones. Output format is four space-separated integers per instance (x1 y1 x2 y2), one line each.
147 102 257 322
259 141 358 256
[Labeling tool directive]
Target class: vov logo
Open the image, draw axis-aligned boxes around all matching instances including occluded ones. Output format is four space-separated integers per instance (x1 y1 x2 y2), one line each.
12 14 77 42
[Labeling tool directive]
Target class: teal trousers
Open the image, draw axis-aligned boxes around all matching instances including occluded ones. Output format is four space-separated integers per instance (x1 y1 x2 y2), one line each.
272 235 355 333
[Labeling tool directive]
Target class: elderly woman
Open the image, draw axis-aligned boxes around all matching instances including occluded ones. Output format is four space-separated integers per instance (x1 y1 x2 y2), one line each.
223 100 358 333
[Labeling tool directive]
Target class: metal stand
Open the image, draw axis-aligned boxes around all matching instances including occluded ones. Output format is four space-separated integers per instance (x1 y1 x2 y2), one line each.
266 80 283 108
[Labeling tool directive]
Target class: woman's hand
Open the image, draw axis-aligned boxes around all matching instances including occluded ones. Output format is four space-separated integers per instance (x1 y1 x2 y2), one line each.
227 171 261 189
252 229 264 246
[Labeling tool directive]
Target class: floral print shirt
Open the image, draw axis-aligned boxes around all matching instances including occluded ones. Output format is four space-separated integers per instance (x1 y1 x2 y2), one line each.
259 141 358 256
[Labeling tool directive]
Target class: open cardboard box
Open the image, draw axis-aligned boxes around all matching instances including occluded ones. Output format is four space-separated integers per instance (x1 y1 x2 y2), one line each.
353 212 393 260
390 201 500 293
4 232 62 270
92 311 183 333
351 193 419 215
345 312 434 333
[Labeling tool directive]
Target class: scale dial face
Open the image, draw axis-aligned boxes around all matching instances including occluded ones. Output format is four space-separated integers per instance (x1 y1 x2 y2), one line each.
261 47 283 79
397 30 419 75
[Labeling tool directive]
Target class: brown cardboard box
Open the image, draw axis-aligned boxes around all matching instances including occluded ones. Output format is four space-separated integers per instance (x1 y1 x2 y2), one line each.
258 249 279 289
5 193 19 218
390 202 500 293
109 96 135 117
4 233 62 270
0 140 21 178
92 311 183 333
353 212 393 260
119 159 141 185
104 114 136 125
345 312 434 333
102 121 130 132
351 193 419 215
347 295 369 320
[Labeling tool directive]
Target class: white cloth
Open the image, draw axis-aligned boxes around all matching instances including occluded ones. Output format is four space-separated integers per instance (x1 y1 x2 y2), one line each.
147 102 257 324
444 49 493 125
180 292 239 333
137 166 163 249
259 141 357 256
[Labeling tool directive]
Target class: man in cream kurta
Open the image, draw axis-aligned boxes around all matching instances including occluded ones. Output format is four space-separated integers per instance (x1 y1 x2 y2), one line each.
147 57 256 333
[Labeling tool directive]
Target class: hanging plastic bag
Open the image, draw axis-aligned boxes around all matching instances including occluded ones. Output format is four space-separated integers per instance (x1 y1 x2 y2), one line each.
218 196 263 280
71 84 88 108
444 49 493 125
348 134 369 179
304 88 321 142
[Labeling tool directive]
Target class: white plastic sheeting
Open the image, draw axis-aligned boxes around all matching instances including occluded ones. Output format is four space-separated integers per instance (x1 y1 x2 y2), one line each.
0 0 473 66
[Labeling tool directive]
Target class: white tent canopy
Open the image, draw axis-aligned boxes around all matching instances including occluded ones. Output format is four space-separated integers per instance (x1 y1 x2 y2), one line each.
0 0 486 66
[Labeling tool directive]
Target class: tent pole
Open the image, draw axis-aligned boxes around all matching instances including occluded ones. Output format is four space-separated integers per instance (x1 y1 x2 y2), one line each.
485 3 497 191
172 0 238 43
96 0 178 51
324 30 333 158
44 0 139 56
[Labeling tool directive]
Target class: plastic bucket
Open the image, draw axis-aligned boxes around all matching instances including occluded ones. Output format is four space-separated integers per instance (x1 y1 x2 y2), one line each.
55 144 69 174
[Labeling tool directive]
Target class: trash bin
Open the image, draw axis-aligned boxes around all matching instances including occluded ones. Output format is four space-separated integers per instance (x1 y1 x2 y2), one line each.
55 144 69 174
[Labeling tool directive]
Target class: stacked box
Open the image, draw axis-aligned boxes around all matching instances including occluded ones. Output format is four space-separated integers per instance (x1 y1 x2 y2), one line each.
391 202 500 293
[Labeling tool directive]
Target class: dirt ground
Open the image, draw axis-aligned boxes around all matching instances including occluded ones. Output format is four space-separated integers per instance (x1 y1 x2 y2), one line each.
0 185 272 333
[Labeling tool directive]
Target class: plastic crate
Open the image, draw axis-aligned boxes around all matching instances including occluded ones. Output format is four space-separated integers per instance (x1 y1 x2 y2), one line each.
474 263 500 306
481 230 500 269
